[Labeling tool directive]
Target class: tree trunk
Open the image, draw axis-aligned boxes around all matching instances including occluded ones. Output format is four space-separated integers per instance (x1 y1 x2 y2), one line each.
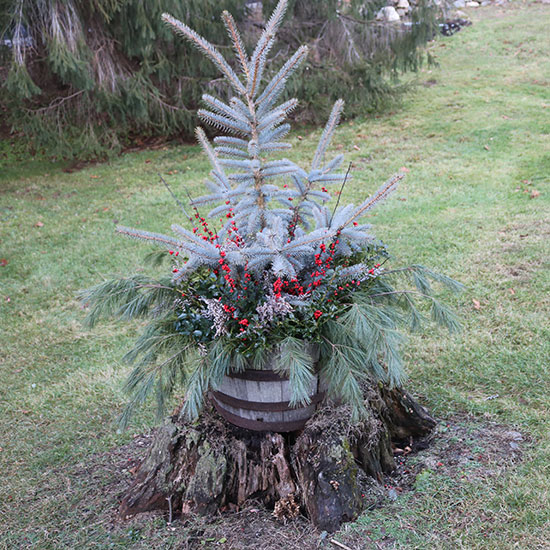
119 383 435 532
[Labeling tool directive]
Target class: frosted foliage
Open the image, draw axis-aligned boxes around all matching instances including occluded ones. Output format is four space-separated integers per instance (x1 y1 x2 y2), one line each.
116 0 403 282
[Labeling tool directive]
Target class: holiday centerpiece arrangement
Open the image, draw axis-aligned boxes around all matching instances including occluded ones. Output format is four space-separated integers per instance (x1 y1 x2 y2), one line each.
82 0 460 432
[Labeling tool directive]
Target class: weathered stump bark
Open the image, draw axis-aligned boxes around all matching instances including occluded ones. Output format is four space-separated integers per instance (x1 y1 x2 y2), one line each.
119 383 435 532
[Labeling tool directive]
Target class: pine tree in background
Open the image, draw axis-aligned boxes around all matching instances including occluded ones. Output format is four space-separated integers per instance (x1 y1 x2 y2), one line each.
0 0 246 158
1 0 439 159
263 0 439 123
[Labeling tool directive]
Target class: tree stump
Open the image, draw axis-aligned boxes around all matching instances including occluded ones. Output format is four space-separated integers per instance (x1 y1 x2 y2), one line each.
119 383 436 532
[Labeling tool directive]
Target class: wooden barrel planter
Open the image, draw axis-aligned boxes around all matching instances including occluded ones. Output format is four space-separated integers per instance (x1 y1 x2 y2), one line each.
210 344 324 432
211 368 324 432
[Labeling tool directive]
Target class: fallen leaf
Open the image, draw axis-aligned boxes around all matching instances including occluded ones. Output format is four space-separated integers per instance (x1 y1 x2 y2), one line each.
472 299 481 310
521 179 531 185
145 159 152 164
530 189 540 199
35 221 44 227
399 166 410 173
508 288 515 295
484 145 490 151
353 145 360 151
90 175 100 179
502 115 511 120
0 259 8 267
297 135 303 140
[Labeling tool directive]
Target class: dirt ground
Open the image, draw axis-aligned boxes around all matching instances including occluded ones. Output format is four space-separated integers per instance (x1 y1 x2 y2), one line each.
49 414 527 550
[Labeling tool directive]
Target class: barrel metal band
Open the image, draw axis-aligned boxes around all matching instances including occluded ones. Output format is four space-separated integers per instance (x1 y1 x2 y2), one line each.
227 369 288 382
211 390 325 412
211 398 308 432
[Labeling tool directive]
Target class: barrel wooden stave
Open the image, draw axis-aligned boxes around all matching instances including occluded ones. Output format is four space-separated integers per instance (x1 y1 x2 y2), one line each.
212 368 320 432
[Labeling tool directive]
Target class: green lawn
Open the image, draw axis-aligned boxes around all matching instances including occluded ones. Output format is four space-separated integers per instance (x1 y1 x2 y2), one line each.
1 2 549 548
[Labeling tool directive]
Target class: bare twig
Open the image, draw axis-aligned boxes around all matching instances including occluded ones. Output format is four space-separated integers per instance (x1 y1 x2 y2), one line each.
330 538 353 550
329 161 353 225
159 173 192 221
166 495 173 524
27 90 85 114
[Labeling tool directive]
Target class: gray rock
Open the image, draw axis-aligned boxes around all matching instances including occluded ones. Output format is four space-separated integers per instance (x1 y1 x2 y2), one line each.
376 6 401 21
466 0 480 5
453 0 466 7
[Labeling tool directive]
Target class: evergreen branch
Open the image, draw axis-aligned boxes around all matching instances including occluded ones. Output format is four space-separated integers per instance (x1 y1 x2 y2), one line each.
376 264 464 294
179 350 210 420
222 11 250 80
79 276 178 328
282 228 335 252
214 136 248 148
276 337 316 406
195 127 231 190
256 46 308 111
312 99 345 170
248 35 272 98
248 0 288 97
161 13 246 95
198 109 251 135
214 146 249 158
202 94 251 126
410 265 465 293
116 226 181 249
319 335 367 421
339 173 404 230
119 344 190 429
365 289 462 333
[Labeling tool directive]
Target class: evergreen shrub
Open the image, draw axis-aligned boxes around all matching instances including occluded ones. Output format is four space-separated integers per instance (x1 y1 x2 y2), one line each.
1 0 438 159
